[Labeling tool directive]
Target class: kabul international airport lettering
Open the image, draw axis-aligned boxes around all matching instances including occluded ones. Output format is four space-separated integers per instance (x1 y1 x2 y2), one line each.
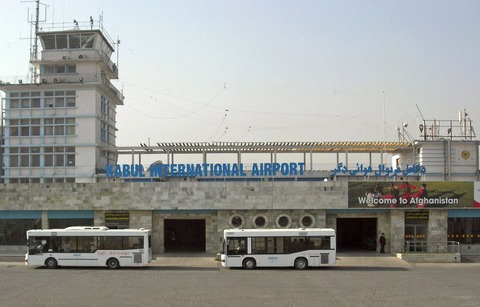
106 162 306 178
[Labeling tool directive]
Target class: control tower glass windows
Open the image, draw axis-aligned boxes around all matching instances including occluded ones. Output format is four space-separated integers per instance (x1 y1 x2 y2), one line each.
8 117 74 137
43 35 56 49
8 146 74 167
43 118 75 136
7 91 75 109
57 35 68 49
8 119 41 137
101 95 110 117
41 33 95 50
41 64 76 74
101 122 110 142
69 33 81 49
9 95 40 109
57 65 66 73
100 95 111 142
81 34 95 48
44 91 76 108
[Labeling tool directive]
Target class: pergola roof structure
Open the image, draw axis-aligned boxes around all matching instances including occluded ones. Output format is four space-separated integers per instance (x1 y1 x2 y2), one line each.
117 141 412 155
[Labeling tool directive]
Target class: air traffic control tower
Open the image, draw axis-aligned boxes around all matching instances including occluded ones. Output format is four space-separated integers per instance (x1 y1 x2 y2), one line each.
0 17 123 183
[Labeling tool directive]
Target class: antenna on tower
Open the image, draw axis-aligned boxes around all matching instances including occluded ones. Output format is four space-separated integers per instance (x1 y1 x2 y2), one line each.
459 108 476 140
415 104 426 121
116 36 121 71
415 104 427 140
24 0 48 83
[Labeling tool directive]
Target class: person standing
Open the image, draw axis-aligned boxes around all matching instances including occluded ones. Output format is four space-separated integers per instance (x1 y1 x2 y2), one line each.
379 233 386 253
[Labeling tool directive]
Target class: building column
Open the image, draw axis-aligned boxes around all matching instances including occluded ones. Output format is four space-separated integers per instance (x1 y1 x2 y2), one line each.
42 210 49 229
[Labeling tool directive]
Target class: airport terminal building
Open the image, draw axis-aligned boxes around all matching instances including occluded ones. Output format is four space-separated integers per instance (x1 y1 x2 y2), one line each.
1 19 480 257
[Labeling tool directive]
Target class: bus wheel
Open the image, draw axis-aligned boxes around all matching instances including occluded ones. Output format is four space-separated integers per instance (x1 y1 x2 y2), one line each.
107 258 120 269
243 258 256 270
294 257 308 270
45 257 58 269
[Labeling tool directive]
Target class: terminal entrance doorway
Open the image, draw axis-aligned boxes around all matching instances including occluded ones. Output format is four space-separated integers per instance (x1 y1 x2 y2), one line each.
336 218 377 252
164 219 206 253
404 212 428 252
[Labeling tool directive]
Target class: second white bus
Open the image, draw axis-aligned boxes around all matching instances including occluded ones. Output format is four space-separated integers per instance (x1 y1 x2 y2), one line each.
25 226 152 269
221 228 336 269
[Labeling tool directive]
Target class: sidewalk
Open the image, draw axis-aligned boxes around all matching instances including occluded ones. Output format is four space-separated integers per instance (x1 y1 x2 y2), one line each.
1 252 412 268
335 252 412 268
151 252 412 268
0 255 24 261
150 253 219 268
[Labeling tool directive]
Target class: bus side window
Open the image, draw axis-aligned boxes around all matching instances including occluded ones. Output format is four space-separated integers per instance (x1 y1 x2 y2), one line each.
77 236 95 253
51 237 61 252
36 239 47 253
125 236 143 249
227 238 246 255
320 237 331 249
60 237 76 252
133 238 143 249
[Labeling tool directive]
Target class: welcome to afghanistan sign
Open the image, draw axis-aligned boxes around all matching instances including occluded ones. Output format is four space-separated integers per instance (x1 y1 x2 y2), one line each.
348 181 476 209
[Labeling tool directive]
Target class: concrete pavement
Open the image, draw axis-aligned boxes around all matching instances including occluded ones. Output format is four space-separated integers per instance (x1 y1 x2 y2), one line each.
0 252 414 268
150 252 412 269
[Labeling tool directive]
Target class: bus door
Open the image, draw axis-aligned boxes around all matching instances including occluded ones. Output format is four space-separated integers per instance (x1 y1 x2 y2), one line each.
226 237 247 266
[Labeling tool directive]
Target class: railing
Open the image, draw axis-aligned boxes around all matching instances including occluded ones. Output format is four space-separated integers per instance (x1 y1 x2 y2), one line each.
33 49 118 78
5 72 124 103
404 241 460 253
37 20 116 49
420 118 476 141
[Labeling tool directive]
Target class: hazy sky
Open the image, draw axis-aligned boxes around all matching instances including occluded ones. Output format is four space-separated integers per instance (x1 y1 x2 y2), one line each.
1 0 479 148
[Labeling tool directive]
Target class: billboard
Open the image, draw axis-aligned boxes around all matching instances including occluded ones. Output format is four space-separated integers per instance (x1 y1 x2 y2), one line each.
348 181 475 209
475 181 480 207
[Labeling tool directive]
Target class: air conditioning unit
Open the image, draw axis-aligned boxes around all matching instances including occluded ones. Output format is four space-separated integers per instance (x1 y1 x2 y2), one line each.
62 56 67 60
78 54 85 59
53 78 59 83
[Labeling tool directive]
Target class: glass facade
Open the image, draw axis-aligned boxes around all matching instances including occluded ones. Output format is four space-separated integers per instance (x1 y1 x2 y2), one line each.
3 90 79 183
42 33 95 50
48 219 94 229
448 218 480 244
0 219 42 245
8 91 76 109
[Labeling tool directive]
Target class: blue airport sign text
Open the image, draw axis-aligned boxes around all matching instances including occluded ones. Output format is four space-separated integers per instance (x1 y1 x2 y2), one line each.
105 162 306 178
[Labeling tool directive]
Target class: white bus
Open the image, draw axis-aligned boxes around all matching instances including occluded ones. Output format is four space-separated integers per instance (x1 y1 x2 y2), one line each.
25 226 152 269
221 228 336 269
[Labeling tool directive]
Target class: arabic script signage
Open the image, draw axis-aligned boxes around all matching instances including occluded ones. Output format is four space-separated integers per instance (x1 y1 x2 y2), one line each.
332 163 426 178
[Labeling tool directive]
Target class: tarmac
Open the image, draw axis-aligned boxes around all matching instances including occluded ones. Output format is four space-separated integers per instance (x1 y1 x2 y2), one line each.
150 252 412 268
95 252 412 268
0 252 412 268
